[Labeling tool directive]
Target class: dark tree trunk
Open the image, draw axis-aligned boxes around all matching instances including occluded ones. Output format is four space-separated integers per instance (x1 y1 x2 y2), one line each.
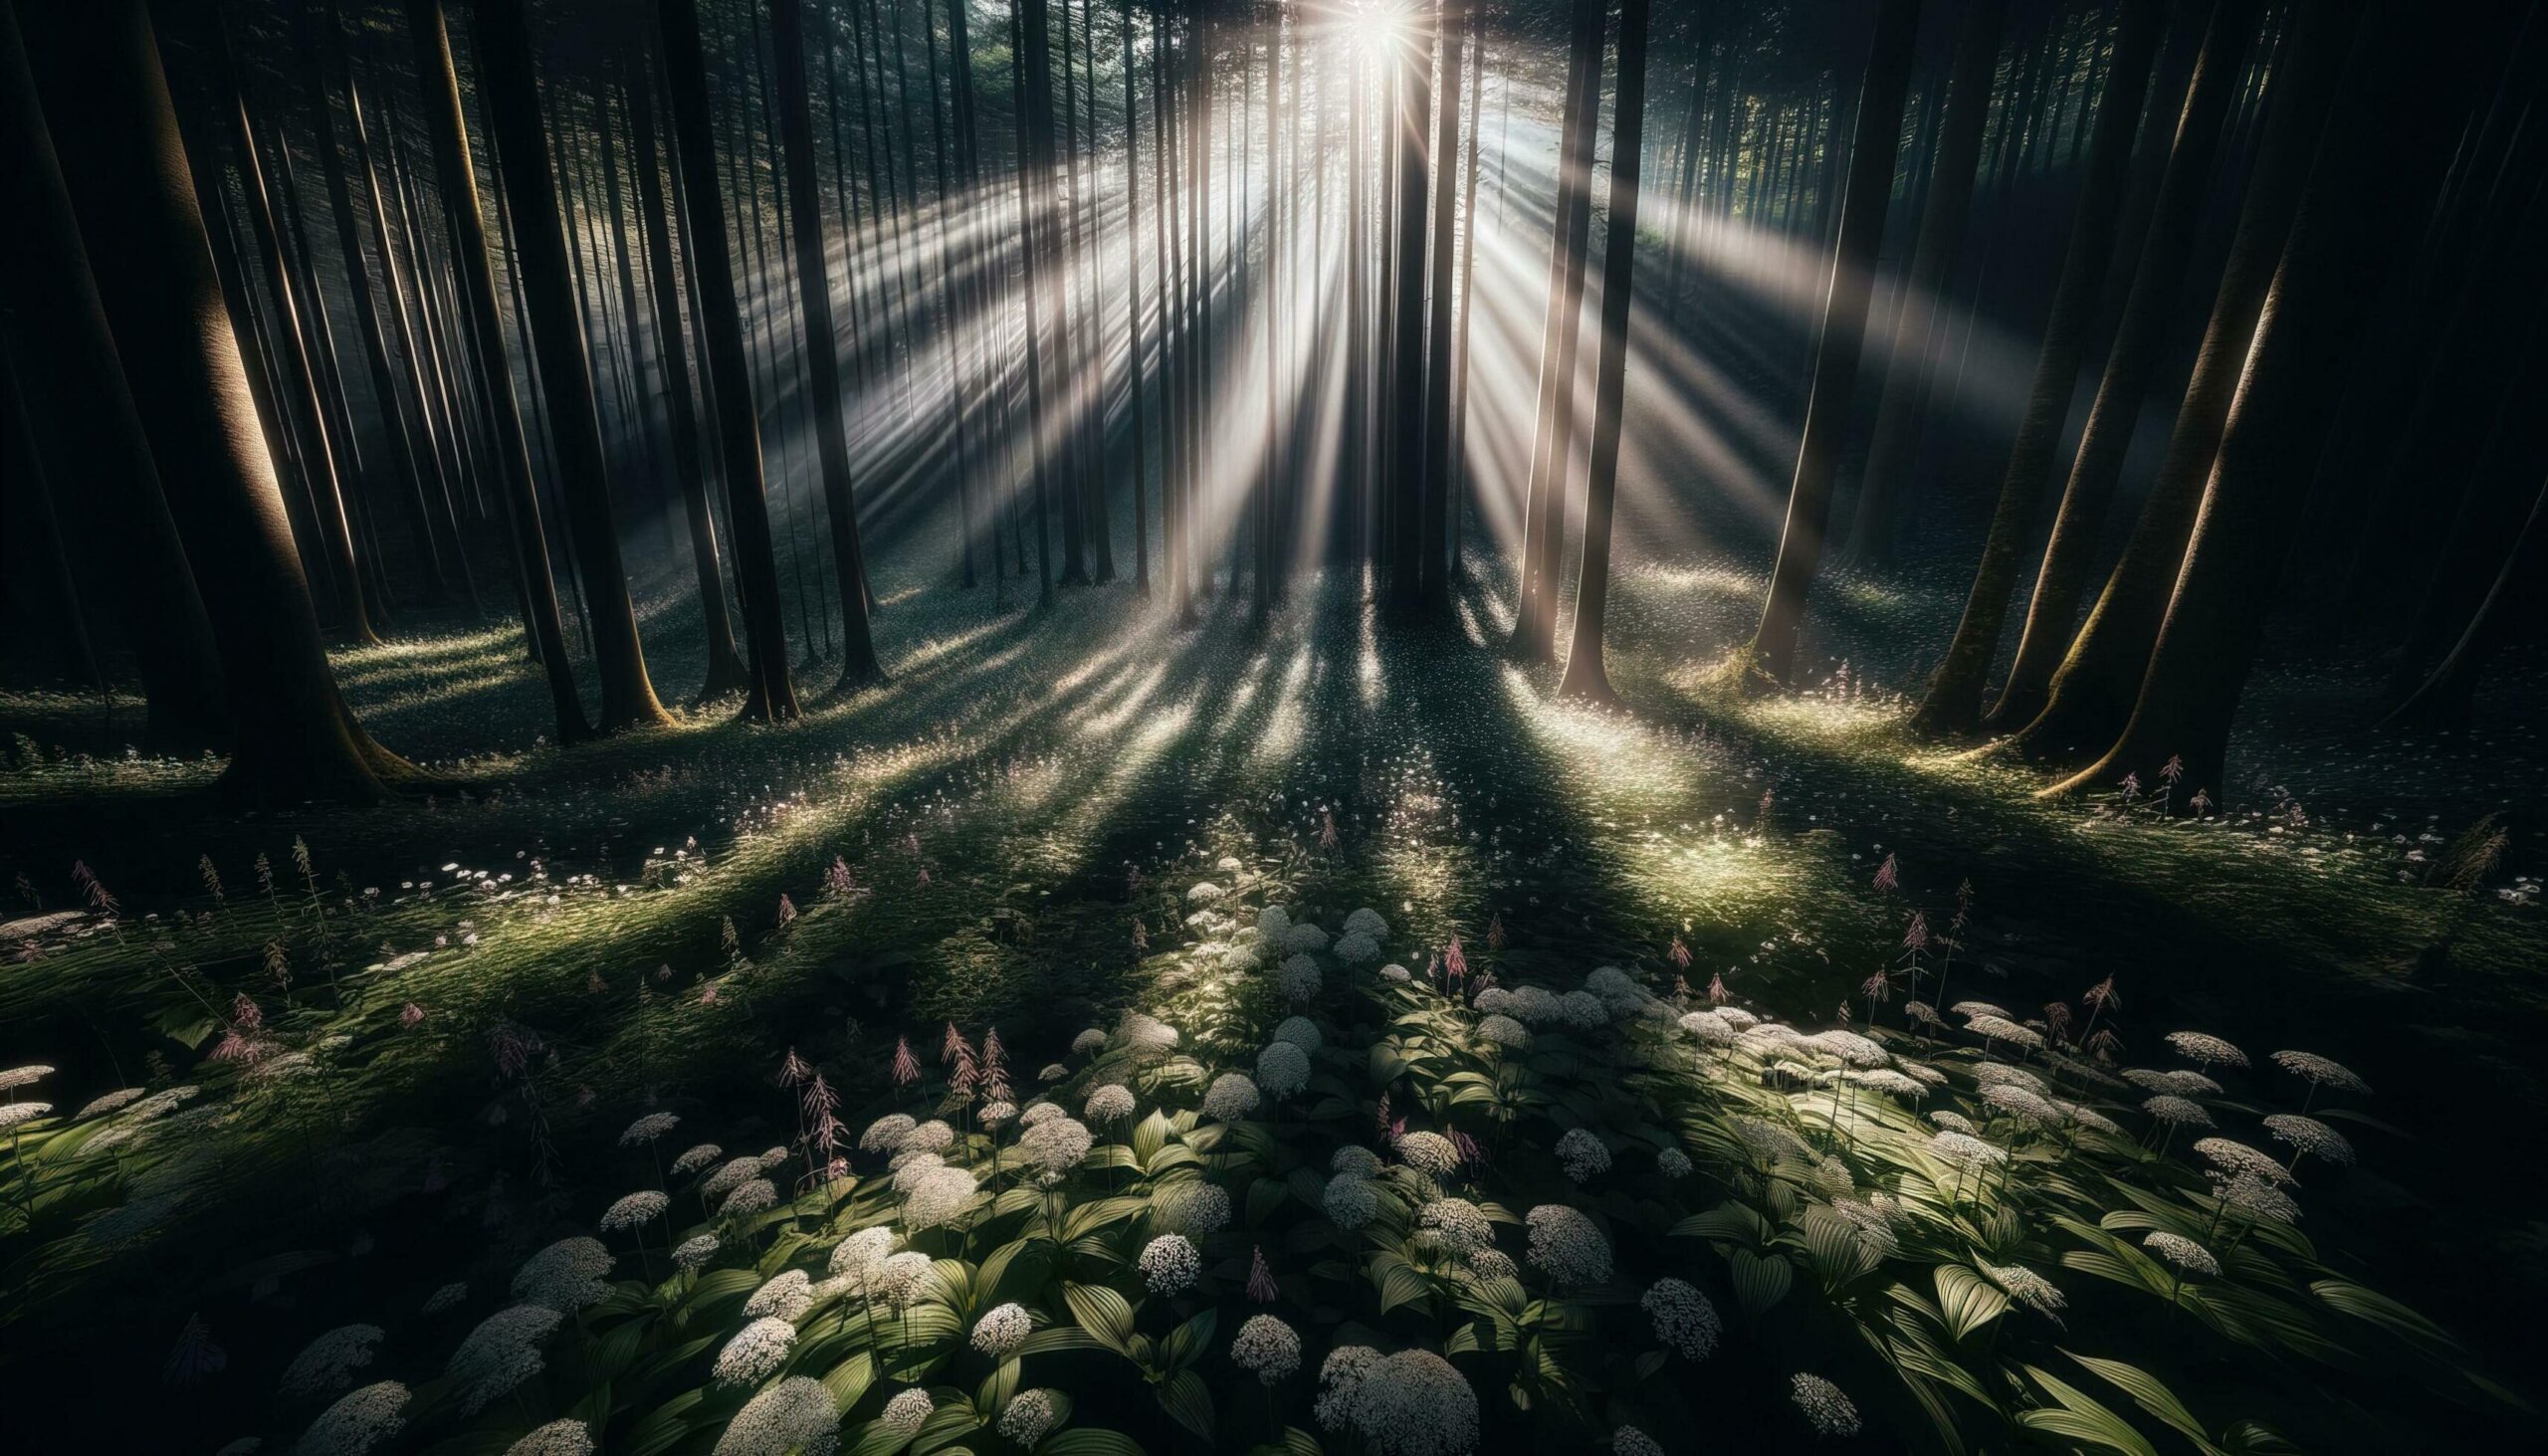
2005 0 2355 766
1988 0 2262 732
404 0 588 743
1012 0 1059 605
1 4 229 754
774 0 886 691
2048 0 2462 804
1382 0 1436 609
475 0 672 732
22 0 405 801
1556 0 1653 704
302 0 449 609
1840 0 2005 568
1741 0 1923 689
1447 7 1484 583
657 0 807 721
1124 0 1150 597
621 36 751 703
2385 473 2548 730
1912 0 2164 733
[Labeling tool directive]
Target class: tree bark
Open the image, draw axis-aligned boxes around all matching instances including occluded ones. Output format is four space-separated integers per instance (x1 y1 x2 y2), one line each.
1556 0 1652 703
2047 0 2461 803
23 0 406 800
2004 0 2354 765
1741 0 1923 689
403 0 588 742
1414 0 1465 611
1839 0 2005 569
1988 0 2261 732
475 0 672 732
1912 0 2164 734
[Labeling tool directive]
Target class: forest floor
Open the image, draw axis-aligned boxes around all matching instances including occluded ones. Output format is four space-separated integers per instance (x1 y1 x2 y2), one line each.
2 544 2541 1450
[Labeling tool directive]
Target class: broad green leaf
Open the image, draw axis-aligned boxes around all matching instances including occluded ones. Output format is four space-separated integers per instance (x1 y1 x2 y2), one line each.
1935 1265 2010 1342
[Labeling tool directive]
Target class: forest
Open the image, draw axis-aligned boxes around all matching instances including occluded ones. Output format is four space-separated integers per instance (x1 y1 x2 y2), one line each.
1 0 2543 1451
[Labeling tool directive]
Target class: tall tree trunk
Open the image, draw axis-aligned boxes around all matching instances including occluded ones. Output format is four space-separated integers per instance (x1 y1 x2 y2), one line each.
1840 0 2005 568
1740 0 1923 689
1447 8 1483 583
2 6 229 755
303 0 450 609
2384 472 2548 730
2047 0 2460 803
656 0 806 721
622 35 751 702
1382 0 1436 608
1912 0 2165 733
475 0 672 732
2005 0 2354 765
774 0 886 691
404 0 588 742
1556 0 1652 703
1124 0 1151 597
1506 0 1602 659
1988 0 2261 732
22 0 407 800
1414 0 1465 610
1013 0 1060 605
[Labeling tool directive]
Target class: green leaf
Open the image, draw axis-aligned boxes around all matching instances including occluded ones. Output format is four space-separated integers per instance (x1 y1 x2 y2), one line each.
1158 1368 1216 1442
1163 1307 1219 1371
1132 1111 1173 1164
2309 1279 2459 1359
2065 1351 2226 1456
1037 1431 1148 1456
1934 1265 2010 1342
2022 1364 2162 1456
1729 1248 1792 1316
1062 1282 1138 1356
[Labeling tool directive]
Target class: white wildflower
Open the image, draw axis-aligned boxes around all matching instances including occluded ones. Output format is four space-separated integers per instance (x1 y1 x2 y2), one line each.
997 1388 1060 1447
1478 1013 1531 1048
743 1270 815 1322
2263 1114 2355 1166
880 1388 934 1435
1201 1073 1261 1122
714 1376 837 1456
601 1189 670 1231
1140 1233 1202 1293
447 1305 561 1415
2165 1031 2248 1069
1555 1129 1610 1182
1398 1131 1461 1178
1324 1174 1380 1229
859 1115 918 1153
1790 1372 1860 1437
673 1234 721 1271
2143 1231 2220 1276
279 1325 384 1399
1316 1348 1475 1456
672 1143 723 1175
1257 1041 1311 1099
618 1112 680 1145
1278 954 1323 1000
1642 1277 1721 1360
972 1303 1032 1357
506 1419 594 1456
1018 1117 1094 1176
1525 1205 1611 1286
293 1380 407 1456
1230 1313 1302 1384
714 1317 798 1387
1084 1084 1137 1122
513 1237 613 1312
1332 1145 1384 1178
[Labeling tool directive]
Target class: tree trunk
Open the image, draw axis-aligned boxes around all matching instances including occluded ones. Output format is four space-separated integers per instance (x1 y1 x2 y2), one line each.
22 0 405 801
1414 0 1465 611
1839 0 2005 569
1987 0 2261 733
622 36 751 703
1911 0 2164 733
2005 0 2354 765
2384 472 2548 730
1507 0 1603 661
1741 0 1923 689
403 0 588 742
656 0 809 720
1447 8 1484 584
1556 0 1653 703
1124 0 1151 597
475 0 672 732
2047 0 2461 804
773 0 886 691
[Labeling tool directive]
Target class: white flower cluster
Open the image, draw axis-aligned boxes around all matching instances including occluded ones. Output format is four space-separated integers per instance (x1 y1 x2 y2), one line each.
1478 1013 1531 1048
1335 931 1380 963
859 1114 918 1153
714 1317 799 1387
2142 1231 2220 1276
1525 1205 1611 1286
880 1388 934 1434
972 1302 1033 1356
1286 923 1331 953
1154 1180 1231 1235
1258 1041 1311 1099
2142 1095 2212 1128
505 1419 595 1456
673 1234 721 1271
905 1165 979 1230
1272 1015 1323 1050
2270 1049 2369 1094
1613 1426 1665 1456
828 1226 899 1291
1332 1145 1384 1178
672 1143 724 1175
1555 1129 1610 1182
1231 1313 1303 1384
1927 1131 2006 1170
279 1324 385 1399
1791 1372 1860 1436
1398 1131 1461 1177
1071 1028 1109 1055
1324 1173 1380 1229
2263 1113 2355 1166
618 1112 681 1145
1346 908 1389 939
743 1270 815 1322
1657 1146 1693 1179
1984 1262 2067 1322
447 1305 561 1415
513 1236 613 1312
1315 1347 1477 1456
1140 1233 1202 1293
294 1380 408 1456
1019 1117 1095 1175
1085 1084 1137 1122
601 1189 670 1231
1278 954 1324 1001
422 1281 470 1314
1419 1198 1494 1257
1641 1277 1722 1360
1201 1073 1261 1122
998 1389 1060 1447
2165 1031 2248 1069
714 1376 838 1456
720 1178 778 1218
702 1155 767 1202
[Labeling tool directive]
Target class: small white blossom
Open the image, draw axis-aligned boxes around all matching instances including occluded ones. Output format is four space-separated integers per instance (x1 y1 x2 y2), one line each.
1140 1233 1201 1293
714 1317 798 1387
1231 1313 1302 1384
1525 1205 1611 1286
